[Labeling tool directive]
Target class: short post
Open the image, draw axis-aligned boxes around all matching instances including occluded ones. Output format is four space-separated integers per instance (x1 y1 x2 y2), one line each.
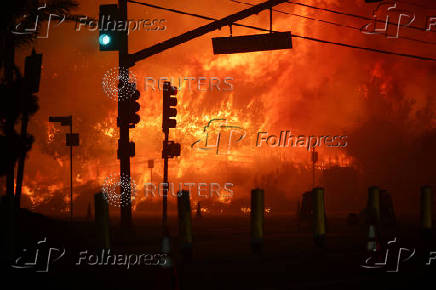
196 201 202 218
313 187 326 248
420 186 433 240
94 192 110 249
177 190 192 261
250 188 264 254
367 186 380 224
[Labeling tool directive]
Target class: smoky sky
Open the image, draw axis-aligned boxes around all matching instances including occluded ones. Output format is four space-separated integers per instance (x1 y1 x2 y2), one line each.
13 0 436 216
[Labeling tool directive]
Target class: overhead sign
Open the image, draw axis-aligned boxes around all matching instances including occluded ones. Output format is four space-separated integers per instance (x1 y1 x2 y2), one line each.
212 32 292 54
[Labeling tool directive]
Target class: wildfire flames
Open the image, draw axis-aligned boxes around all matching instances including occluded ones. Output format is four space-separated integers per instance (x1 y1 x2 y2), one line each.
11 0 436 216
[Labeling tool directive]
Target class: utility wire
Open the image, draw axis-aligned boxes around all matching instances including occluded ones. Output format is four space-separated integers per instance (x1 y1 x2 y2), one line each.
127 0 436 62
231 0 436 45
285 1 436 34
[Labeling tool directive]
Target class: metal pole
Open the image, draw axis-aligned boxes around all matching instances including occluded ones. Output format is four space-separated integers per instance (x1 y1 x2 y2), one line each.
312 160 315 188
118 0 132 229
163 132 169 234
70 123 73 221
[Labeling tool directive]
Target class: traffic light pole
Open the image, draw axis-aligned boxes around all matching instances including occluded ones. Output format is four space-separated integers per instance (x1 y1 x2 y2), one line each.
70 122 73 221
162 131 169 235
118 0 132 229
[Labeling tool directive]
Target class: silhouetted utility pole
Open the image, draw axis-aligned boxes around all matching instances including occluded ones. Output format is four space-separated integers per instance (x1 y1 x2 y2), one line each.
162 82 180 236
118 0 134 230
48 116 79 221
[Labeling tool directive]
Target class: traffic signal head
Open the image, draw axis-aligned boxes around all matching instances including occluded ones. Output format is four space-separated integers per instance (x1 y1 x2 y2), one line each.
99 4 120 51
162 81 178 133
118 83 141 128
127 89 141 127
24 49 42 93
99 34 112 46
163 141 181 158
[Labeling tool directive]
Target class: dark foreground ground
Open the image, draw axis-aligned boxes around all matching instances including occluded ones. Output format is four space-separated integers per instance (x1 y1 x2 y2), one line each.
1 211 435 290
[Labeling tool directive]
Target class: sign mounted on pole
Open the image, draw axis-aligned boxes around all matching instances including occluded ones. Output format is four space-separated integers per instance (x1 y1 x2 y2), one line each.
212 31 292 54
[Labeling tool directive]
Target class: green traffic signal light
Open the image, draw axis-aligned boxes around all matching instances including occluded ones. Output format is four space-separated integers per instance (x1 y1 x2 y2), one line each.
99 5 120 51
99 34 111 46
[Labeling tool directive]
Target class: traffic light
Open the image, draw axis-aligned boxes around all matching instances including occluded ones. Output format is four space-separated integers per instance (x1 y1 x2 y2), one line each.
163 141 181 158
126 87 140 128
99 4 120 51
24 49 42 93
162 81 178 133
117 140 135 158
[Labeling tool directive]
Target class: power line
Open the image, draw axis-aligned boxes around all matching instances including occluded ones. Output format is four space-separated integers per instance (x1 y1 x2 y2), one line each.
127 0 436 62
230 0 436 45
285 1 435 34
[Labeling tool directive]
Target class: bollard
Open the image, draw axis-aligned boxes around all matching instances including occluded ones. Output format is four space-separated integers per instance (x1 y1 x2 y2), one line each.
367 224 377 252
250 188 264 254
94 192 110 249
196 201 202 218
177 190 192 261
312 187 326 247
86 201 92 221
367 186 380 224
420 186 433 239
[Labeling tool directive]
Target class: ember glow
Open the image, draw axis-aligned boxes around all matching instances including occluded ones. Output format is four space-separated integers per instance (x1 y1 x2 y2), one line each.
12 0 436 217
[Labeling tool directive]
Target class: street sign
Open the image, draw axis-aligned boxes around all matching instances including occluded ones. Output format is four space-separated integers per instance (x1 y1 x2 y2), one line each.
212 32 292 54
148 160 154 168
49 116 72 126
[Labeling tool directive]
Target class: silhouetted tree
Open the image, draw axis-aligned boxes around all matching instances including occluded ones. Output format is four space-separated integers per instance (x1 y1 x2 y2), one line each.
0 0 78 196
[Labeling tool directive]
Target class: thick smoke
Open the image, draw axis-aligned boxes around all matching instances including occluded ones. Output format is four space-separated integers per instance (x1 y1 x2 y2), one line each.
13 0 436 216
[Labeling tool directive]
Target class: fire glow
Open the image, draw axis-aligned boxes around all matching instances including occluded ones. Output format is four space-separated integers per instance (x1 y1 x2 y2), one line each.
15 0 435 216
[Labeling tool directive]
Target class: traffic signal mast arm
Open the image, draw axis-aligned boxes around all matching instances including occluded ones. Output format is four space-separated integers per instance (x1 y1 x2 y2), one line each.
130 0 289 64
